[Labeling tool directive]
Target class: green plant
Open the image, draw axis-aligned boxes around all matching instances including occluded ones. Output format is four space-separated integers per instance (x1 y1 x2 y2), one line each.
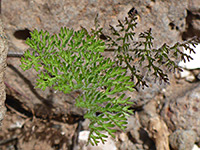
20 14 199 145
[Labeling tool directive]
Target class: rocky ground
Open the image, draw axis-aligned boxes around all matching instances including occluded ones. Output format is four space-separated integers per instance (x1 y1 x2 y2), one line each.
0 0 200 150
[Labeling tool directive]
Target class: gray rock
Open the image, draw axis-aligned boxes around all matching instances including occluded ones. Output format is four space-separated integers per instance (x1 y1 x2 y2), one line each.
162 83 200 143
127 113 156 150
193 144 200 150
1 0 200 128
118 132 137 150
1 1 200 150
78 130 117 150
188 0 200 12
127 115 143 144
0 17 8 127
138 100 157 128
169 130 197 150
2 0 200 110
182 0 200 39
81 118 90 130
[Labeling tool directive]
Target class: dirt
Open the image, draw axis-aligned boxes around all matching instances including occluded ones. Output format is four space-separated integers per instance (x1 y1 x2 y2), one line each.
0 104 78 150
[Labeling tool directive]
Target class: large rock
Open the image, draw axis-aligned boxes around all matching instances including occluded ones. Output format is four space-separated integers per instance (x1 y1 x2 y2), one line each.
0 17 8 126
1 0 189 48
177 43 200 82
182 0 200 39
127 114 156 150
178 44 200 70
0 1 200 150
188 0 200 12
1 0 200 118
169 130 197 150
161 83 200 143
78 130 117 150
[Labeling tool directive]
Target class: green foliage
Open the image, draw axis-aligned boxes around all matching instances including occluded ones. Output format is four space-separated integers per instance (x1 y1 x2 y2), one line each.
20 14 200 145
20 26 134 145
91 15 200 86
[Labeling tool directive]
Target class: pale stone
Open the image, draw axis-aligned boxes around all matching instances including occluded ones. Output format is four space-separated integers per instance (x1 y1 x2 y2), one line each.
193 144 200 150
79 130 90 141
185 74 196 82
179 44 200 69
78 130 117 150
179 68 192 78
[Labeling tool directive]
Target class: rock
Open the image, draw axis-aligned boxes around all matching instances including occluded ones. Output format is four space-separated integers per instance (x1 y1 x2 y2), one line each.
0 18 8 126
81 118 90 130
118 140 137 150
78 130 90 142
126 114 141 132
138 100 157 128
182 2 200 39
78 130 117 150
118 132 127 142
0 0 200 150
118 113 156 150
118 132 137 150
1 0 197 110
188 0 200 12
130 101 160 150
169 130 197 150
193 144 200 150
176 68 196 82
161 83 200 143
148 116 170 150
127 114 144 144
128 127 156 150
2 0 192 50
177 43 200 82
178 44 200 70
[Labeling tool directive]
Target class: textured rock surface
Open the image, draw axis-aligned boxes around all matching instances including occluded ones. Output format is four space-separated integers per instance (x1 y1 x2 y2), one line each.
188 0 200 12
193 144 200 150
2 0 189 48
177 43 200 82
0 0 200 149
148 116 170 150
78 130 117 150
169 130 197 150
0 17 8 126
118 132 138 150
1 0 200 111
178 43 200 70
182 0 200 39
162 83 200 142
127 114 155 150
